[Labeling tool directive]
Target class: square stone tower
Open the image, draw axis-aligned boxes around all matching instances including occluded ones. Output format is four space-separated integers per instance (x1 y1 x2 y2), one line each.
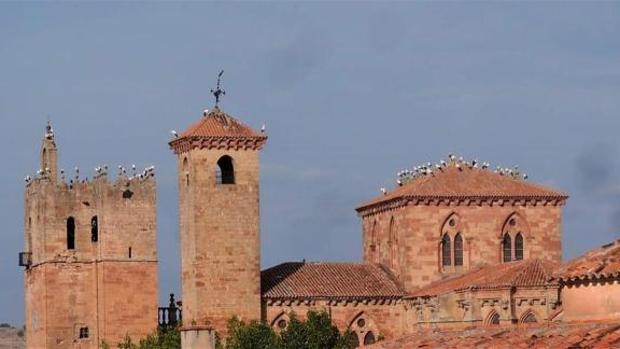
21 123 159 348
169 106 267 346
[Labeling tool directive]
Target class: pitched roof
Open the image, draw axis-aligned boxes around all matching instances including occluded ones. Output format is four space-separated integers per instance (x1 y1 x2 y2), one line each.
409 259 557 297
357 162 567 212
169 107 267 153
368 321 620 349
261 262 405 301
179 107 264 138
553 238 620 282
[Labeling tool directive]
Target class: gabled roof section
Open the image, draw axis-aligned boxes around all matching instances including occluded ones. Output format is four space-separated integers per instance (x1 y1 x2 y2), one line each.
553 238 620 282
261 262 405 301
357 160 567 213
169 107 267 154
409 259 558 297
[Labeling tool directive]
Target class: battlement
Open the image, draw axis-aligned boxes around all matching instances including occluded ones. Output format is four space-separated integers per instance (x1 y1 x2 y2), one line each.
25 164 156 193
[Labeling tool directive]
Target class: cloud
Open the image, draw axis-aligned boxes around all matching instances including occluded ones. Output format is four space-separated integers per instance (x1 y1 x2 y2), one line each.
575 143 619 196
573 143 620 235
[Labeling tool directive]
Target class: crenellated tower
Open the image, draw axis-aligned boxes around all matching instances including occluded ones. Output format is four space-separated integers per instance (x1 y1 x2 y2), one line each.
169 101 267 346
21 123 159 349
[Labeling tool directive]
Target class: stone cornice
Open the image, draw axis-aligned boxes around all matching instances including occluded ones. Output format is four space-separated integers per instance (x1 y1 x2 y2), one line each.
357 196 568 217
263 296 403 306
169 135 267 154
27 258 158 269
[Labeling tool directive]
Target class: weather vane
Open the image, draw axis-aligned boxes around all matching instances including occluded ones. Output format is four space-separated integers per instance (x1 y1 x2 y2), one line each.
210 70 226 107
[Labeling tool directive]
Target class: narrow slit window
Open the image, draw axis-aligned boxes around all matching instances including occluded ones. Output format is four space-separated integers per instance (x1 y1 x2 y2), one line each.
183 157 189 187
91 216 98 242
503 234 512 263
454 233 463 266
67 217 75 250
128 247 132 259
515 233 524 260
441 233 451 267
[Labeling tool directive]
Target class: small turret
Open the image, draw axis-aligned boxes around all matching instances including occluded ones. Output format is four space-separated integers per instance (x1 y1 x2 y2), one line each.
40 121 58 182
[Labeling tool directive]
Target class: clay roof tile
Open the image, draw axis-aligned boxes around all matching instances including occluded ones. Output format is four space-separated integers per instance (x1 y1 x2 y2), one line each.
367 321 620 349
169 107 267 153
553 238 620 281
357 163 567 212
409 259 558 297
261 262 405 301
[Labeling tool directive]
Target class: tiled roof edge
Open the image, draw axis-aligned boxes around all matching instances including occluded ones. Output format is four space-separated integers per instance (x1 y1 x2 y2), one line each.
356 195 568 215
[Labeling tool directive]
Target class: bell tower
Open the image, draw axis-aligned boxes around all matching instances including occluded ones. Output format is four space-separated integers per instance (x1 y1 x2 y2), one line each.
169 85 267 346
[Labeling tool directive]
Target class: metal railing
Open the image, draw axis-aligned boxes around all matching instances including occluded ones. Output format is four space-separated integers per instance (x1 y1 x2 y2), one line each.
158 293 182 328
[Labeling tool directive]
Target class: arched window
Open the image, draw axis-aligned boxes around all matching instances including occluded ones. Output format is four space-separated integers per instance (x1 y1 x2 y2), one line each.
91 216 98 242
489 312 500 326
502 213 529 263
503 234 512 263
216 155 235 184
349 312 379 347
454 233 463 266
515 233 524 260
442 234 451 267
364 332 376 345
521 311 537 323
369 220 377 252
67 217 75 250
388 217 397 270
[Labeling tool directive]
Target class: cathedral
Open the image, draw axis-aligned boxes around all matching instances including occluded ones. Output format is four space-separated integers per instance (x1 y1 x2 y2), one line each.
21 92 620 348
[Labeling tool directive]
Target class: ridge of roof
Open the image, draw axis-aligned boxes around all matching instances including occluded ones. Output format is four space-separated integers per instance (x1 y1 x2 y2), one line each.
357 161 567 212
261 262 406 301
552 238 620 282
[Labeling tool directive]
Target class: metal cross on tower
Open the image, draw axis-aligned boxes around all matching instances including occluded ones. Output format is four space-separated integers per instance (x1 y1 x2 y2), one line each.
210 70 226 107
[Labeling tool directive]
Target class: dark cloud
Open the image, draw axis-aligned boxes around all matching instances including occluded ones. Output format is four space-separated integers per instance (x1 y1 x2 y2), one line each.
575 143 618 195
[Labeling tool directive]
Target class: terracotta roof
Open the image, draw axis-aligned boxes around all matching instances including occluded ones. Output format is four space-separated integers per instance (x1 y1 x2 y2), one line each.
261 262 405 301
368 321 620 349
357 162 567 212
553 238 620 282
169 107 267 153
409 259 557 297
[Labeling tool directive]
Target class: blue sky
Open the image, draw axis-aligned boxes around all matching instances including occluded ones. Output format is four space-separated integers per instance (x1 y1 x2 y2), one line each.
1 2 619 325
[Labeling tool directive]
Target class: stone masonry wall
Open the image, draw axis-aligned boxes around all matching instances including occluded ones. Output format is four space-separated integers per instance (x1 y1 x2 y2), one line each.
265 301 407 343
177 148 261 336
361 203 563 292
23 172 158 348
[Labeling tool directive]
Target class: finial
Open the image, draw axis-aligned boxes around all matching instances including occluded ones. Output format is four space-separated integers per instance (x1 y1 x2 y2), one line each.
210 70 226 107
44 118 54 140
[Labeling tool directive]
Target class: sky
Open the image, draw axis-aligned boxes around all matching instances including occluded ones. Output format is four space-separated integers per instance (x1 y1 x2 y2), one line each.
1 2 619 326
